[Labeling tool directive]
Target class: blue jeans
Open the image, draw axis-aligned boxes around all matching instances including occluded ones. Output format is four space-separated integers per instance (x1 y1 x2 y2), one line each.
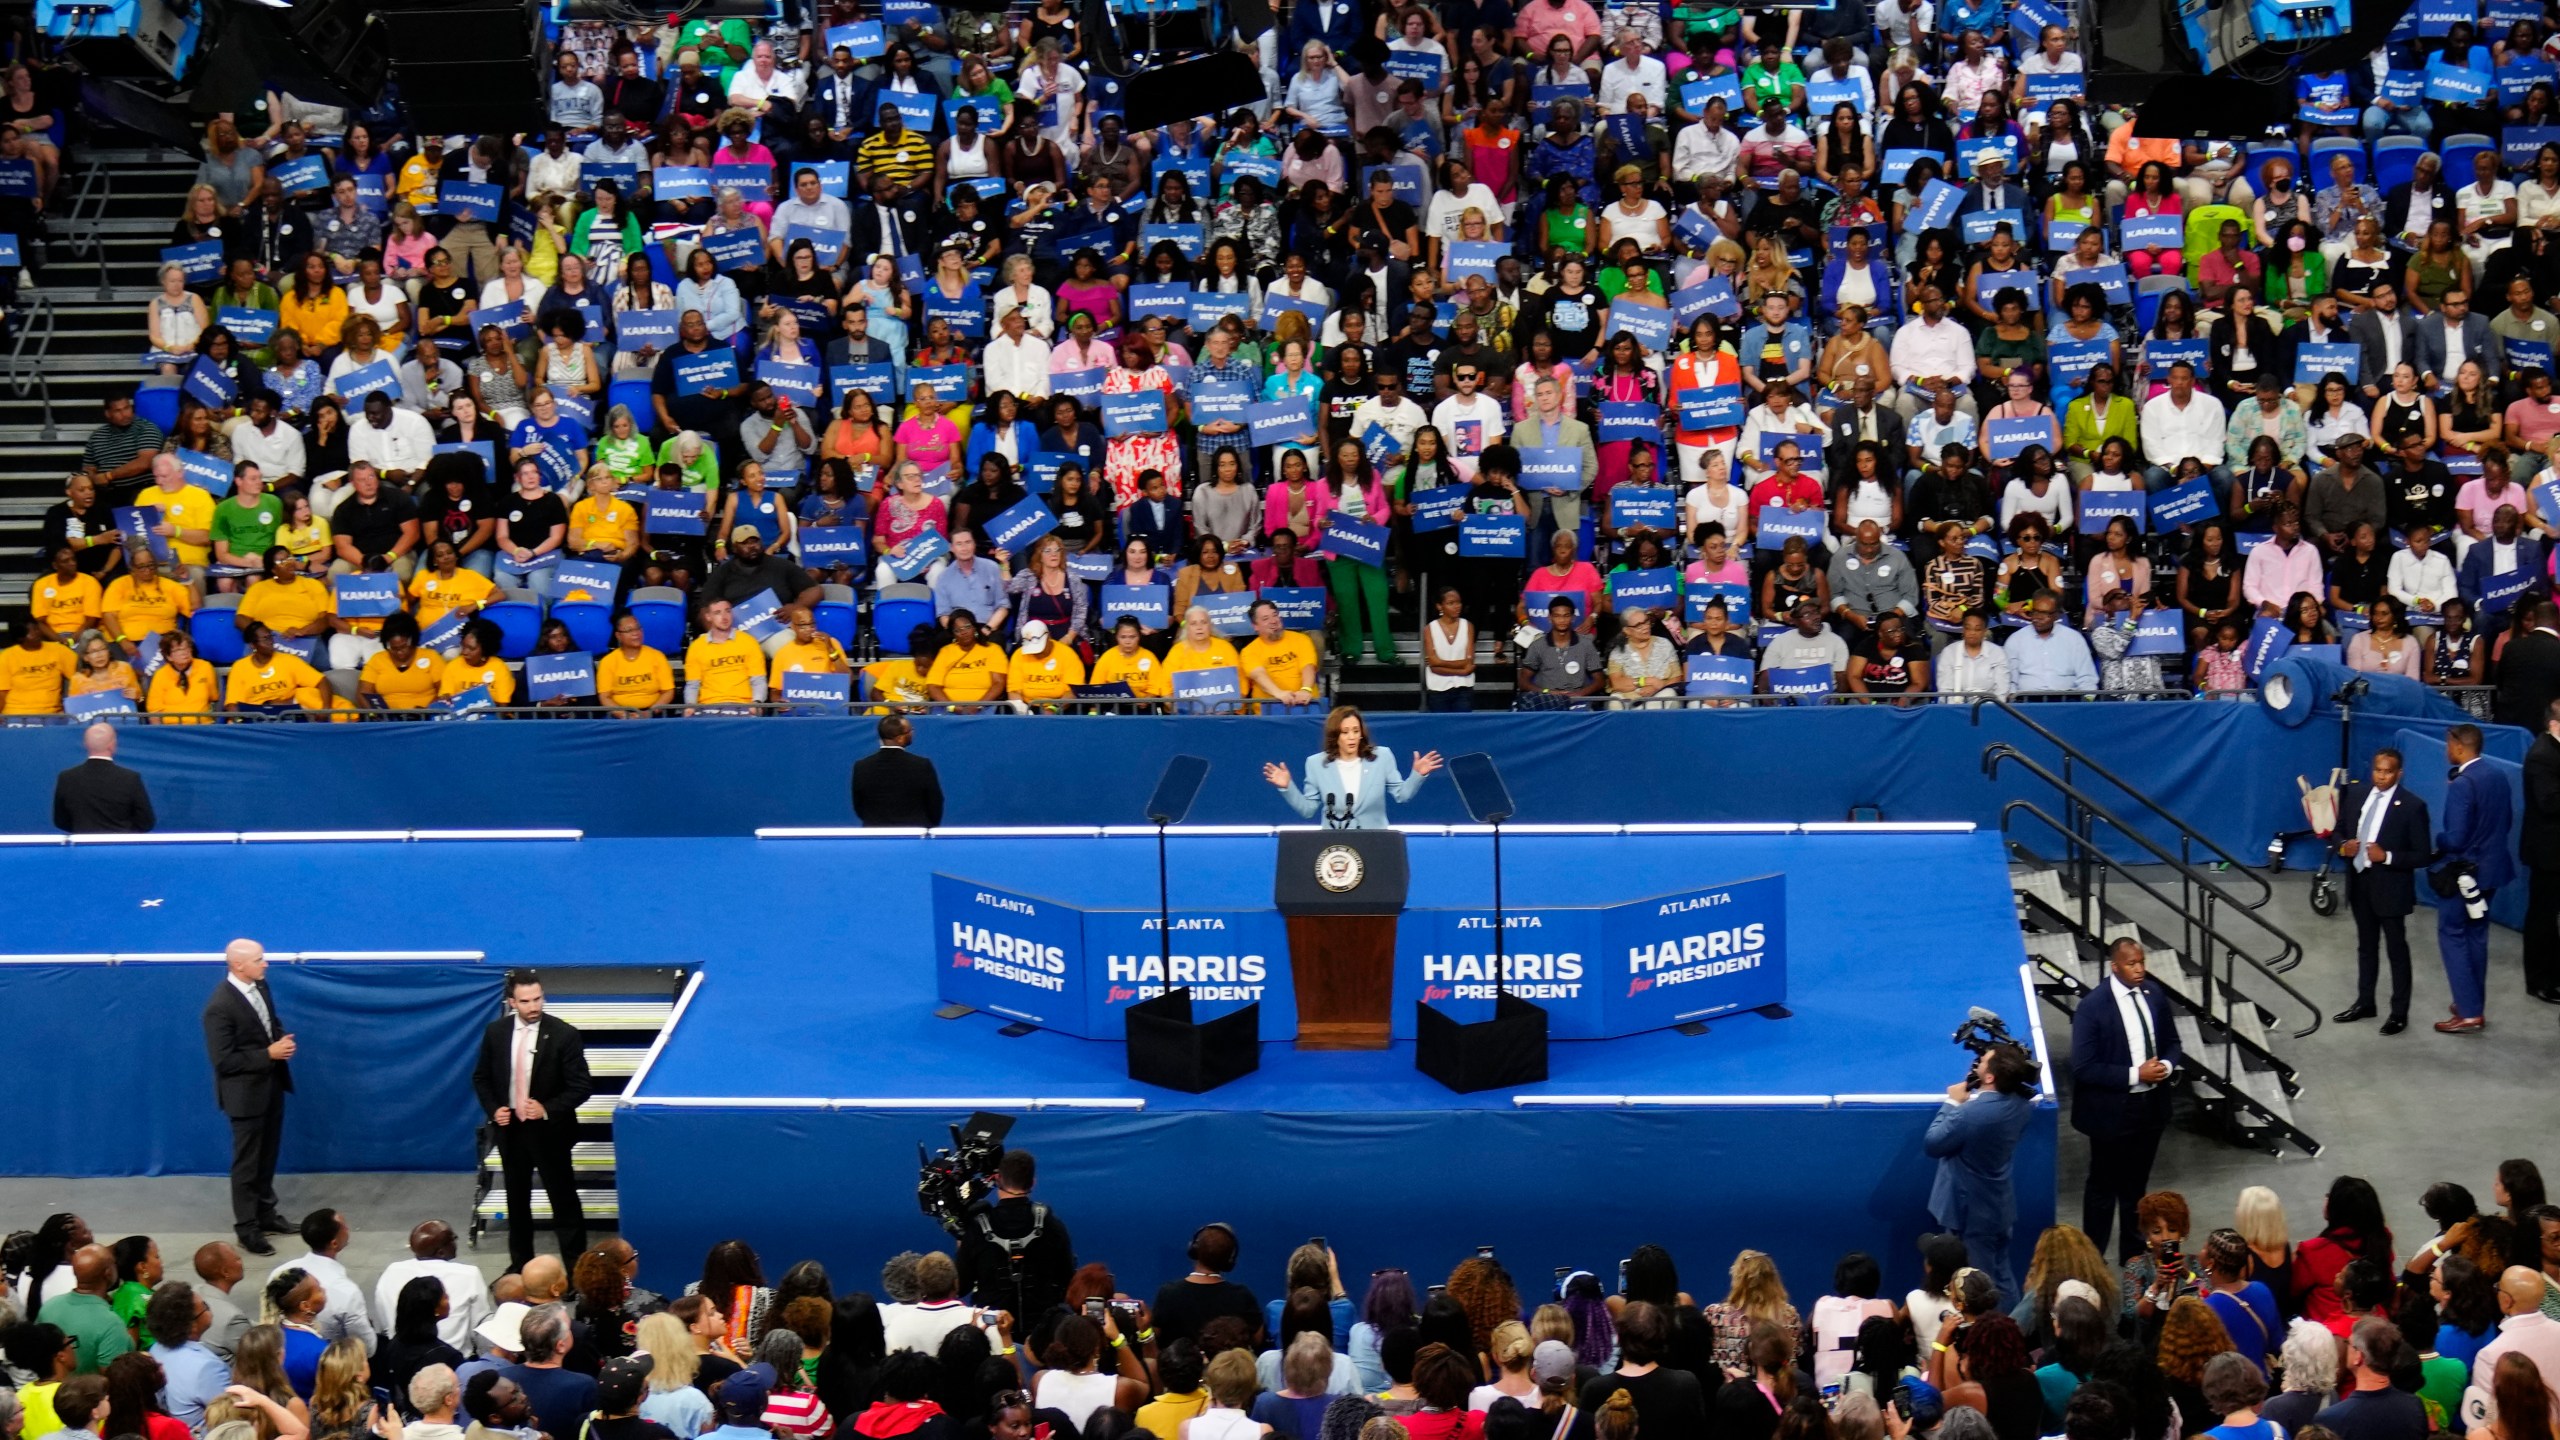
2362 105 2433 141
1423 687 1475 712
2141 464 2232 494
2438 898 2493 1018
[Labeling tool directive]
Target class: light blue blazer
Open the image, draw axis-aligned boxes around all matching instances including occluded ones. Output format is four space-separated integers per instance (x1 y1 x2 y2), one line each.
1282 749 1425 829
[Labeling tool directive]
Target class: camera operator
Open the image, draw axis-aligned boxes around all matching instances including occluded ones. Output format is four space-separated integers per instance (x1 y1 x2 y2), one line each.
956 1149 1077 1324
1923 1041 2038 1308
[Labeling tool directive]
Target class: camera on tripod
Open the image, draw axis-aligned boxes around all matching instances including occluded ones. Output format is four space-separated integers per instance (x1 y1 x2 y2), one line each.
917 1110 1016 1236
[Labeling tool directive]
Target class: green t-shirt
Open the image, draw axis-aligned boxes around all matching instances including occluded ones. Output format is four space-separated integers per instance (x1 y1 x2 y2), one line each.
679 17 753 83
211 493 283 564
1741 62 1805 111
598 432 656 480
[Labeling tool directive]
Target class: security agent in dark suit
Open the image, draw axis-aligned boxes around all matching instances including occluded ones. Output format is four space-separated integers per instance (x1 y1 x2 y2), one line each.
471 969 594 1270
2522 701 2560 1003
2434 723 2517 1032
52 721 155 833
1922 1042 2038 1306
2070 937 2184 1260
853 713 945 827
2333 748 2431 1033
201 938 296 1255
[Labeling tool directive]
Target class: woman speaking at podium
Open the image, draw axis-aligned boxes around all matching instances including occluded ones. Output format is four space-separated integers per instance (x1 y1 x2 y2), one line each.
1263 705 1442 829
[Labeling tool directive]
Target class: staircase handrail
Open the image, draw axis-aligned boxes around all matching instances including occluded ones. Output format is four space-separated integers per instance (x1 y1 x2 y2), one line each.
1986 744 2320 1038
1969 694 2272 909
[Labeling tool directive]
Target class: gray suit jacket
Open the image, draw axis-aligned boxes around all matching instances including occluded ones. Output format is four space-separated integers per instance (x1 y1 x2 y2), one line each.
2350 307 2422 393
2411 310 2503 388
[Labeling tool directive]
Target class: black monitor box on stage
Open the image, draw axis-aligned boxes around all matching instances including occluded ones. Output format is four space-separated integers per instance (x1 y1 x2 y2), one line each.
1415 994 1550 1093
1124 986 1260 1093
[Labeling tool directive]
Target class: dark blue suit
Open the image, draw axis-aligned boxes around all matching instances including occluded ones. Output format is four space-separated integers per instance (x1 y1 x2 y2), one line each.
2336 778 2429 1021
1923 1088 2035 1305
2437 758 2517 1018
2069 974 2183 1258
1283 0 1366 80
2455 535 2548 618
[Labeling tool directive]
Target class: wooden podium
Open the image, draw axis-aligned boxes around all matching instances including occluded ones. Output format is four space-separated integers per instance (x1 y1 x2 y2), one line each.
1273 830 1408 1050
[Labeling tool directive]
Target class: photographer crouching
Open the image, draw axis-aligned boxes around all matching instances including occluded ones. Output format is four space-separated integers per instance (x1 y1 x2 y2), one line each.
1923 1038 2039 1308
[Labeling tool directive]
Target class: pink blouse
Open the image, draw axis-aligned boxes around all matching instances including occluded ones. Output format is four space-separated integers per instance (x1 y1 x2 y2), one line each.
894 416 961 474
876 493 947 549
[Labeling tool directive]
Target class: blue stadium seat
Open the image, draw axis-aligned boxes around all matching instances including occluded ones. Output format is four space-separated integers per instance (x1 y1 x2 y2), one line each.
2308 136 2367 184
482 601 542 660
629 598 686 656
551 600 612 654
191 596 245 666
133 378 182 437
607 379 654 428
2439 134 2496 185
2243 142 2301 198
2372 135 2428 194
2132 274 2191 335
872 583 936 654
813 599 856 651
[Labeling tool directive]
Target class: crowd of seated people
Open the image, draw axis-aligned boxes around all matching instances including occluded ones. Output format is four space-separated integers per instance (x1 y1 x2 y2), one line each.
30 0 2560 714
4 1158 2560 1440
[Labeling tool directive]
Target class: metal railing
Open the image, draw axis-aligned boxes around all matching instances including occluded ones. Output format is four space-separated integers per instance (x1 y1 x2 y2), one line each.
58 154 114 302
1984 744 2318 1040
7 291 56 439
1969 692 2273 910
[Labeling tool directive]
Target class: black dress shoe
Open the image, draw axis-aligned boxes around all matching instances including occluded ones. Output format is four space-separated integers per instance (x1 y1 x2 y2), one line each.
236 1229 275 1256
258 1211 298 1234
2380 1016 2408 1035
2333 1002 2377 1023
2533 989 2560 1005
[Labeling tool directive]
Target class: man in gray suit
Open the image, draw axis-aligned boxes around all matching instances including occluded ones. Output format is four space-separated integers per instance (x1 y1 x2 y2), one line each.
2412 288 2504 395
2350 283 2423 404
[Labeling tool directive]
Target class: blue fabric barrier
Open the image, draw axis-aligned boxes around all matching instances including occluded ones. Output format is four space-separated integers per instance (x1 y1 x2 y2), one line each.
5 961 495 1176
0 706 2339 859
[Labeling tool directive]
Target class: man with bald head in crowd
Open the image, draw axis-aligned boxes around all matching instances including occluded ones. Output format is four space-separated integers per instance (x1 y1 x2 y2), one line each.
375 1220 496 1353
2467 1266 2560 1414
49 1245 132 1372
191 1241 250 1359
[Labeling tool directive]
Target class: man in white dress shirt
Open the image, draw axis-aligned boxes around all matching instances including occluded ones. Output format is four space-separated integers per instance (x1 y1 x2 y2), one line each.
374 1220 497 1353
982 307 1054 403
267 1209 380 1348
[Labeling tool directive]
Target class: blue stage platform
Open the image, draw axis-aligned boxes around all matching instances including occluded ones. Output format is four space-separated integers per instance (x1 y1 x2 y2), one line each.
0 826 2053 1302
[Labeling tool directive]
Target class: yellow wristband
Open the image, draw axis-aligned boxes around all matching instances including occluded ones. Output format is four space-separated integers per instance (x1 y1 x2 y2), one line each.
999 1345 1016 1357
1110 1335 1128 1348
1137 1329 1155 1342
1932 1342 1950 1353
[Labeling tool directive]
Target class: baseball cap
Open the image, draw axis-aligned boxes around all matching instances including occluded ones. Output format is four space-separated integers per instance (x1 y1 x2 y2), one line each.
715 1368 771 1423
596 1354 653 1412
1020 618 1050 653
730 524 762 544
1531 1340 1577 1387
2055 1278 2102 1309
476 1300 528 1353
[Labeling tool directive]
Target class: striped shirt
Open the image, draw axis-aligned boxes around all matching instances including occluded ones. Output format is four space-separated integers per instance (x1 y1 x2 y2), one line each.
855 131 934 192
82 418 165 475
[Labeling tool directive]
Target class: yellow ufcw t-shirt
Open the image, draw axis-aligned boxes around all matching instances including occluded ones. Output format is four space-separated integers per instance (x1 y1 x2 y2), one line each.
224 653 324 709
3 641 76 714
1007 643 1086 702
407 566 497 629
864 656 925 709
359 649 445 709
147 658 217 720
1089 645 1166 697
31 572 102 634
570 495 641 555
1240 631 1319 698
237 576 335 637
146 483 218 566
101 574 194 640
924 640 1004 701
598 646 674 708
685 632 765 704
439 657 515 704
769 636 847 687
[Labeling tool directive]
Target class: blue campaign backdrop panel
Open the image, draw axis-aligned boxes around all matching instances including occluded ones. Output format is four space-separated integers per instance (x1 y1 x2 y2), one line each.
0 704 2345 856
5 959 497 1175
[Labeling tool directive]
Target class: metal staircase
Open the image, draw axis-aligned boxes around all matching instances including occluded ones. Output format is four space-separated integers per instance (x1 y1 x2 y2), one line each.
470 966 691 1249
1976 699 2325 1157
0 143 199 611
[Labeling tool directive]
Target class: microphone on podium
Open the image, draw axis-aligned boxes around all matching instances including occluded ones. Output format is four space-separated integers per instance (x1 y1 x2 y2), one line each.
1324 791 1354 830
